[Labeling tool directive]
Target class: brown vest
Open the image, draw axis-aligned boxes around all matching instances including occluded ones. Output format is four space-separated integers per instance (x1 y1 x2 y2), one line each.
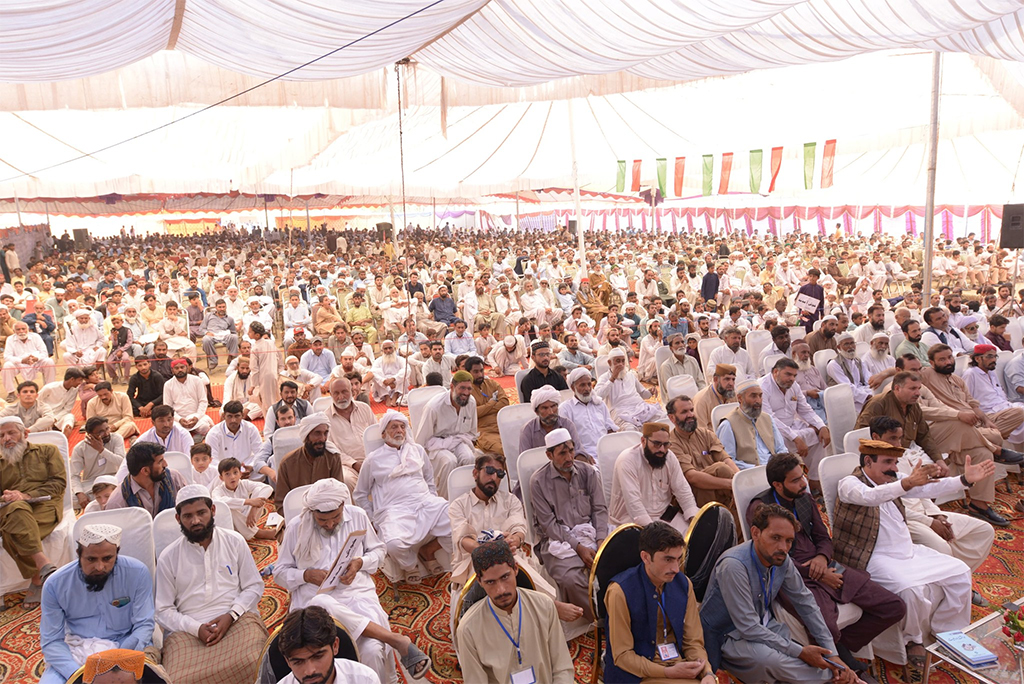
832 467 906 571
723 408 778 466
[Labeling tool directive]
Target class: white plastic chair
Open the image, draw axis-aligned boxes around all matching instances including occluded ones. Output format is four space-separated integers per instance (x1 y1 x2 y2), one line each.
164 451 192 481
1010 318 1023 351
843 427 871 457
447 465 477 503
514 369 531 403
889 331 905 356
517 447 550 545
283 484 312 525
312 396 333 413
272 425 302 467
731 465 768 542
823 384 856 459
697 338 724 370
954 354 970 377
745 330 771 370
408 385 447 439
855 341 870 358
813 349 837 380
595 355 610 379
665 375 699 402
559 388 574 403
596 431 642 506
654 345 674 378
819 452 859 523
73 507 156 582
789 326 806 340
362 423 385 460
761 353 785 377
711 402 739 429
497 403 536 482
153 509 181 561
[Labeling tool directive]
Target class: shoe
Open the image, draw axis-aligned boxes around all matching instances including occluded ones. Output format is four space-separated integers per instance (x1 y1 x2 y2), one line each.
1016 499 1024 513
996 448 1024 464
969 504 1011 527
973 590 990 606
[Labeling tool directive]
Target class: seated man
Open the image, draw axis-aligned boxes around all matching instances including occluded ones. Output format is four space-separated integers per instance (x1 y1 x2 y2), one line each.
369 339 407 407
826 332 872 411
748 453 905 678
86 382 140 440
519 385 581 455
279 355 322 402
659 332 705 401
162 358 213 439
2 320 56 402
354 411 452 578
559 367 616 463
760 358 831 484
456 540 575 684
487 334 528 377
869 416 995 606
595 347 667 430
792 340 827 422
70 416 126 511
531 428 607 621
105 441 187 517
0 415 63 607
962 343 1024 445
701 504 857 684
0 380 55 432
834 439 994 664
221 356 261 420
466 355 510 456
693 363 736 430
39 367 86 434
704 325 755 382
717 379 786 469
861 332 897 389
205 400 271 481
80 648 171 684
610 422 699 533
414 370 478 498
275 413 347 509
155 484 268 684
604 521 716 684
39 524 155 684
135 405 194 455
262 380 312 438
444 318 475 356
422 341 456 388
197 298 239 371
64 308 108 370
277 479 431 681
667 395 738 507
519 341 568 402
274 606 384 684
321 377 372 491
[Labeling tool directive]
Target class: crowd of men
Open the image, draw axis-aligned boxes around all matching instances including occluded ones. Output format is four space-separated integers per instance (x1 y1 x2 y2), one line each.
3 222 1024 683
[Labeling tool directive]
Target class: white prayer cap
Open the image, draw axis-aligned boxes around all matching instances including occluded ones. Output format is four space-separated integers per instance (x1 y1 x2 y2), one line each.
504 335 517 347
735 379 760 395
175 484 211 506
820 315 838 323
607 347 627 359
871 332 890 342
836 332 854 343
246 296 260 304
75 308 92 318
568 367 591 387
302 479 349 513
764 311 779 321
0 416 25 428
544 427 573 449
79 523 122 547
379 410 408 431
93 475 119 488
297 412 331 443
285 355 299 363
530 385 561 410
960 315 978 327
339 348 355 358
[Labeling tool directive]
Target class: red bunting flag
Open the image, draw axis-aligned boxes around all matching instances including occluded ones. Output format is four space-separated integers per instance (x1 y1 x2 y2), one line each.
719 152 733 195
674 157 685 196
631 159 641 192
821 139 836 188
769 147 783 192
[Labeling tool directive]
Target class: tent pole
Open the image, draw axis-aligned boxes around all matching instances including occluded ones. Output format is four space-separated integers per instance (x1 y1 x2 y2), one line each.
305 199 311 231
14 194 22 227
922 51 942 297
568 100 586 277
515 190 520 233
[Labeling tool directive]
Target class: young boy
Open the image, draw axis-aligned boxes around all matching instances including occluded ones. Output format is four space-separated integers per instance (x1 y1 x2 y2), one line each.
189 443 220 489
83 475 118 513
211 457 276 540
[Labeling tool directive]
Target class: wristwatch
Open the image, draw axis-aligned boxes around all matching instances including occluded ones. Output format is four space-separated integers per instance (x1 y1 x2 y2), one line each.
960 473 971 487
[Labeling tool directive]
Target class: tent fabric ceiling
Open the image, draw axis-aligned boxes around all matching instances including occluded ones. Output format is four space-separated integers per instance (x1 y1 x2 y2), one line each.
3 0 1024 87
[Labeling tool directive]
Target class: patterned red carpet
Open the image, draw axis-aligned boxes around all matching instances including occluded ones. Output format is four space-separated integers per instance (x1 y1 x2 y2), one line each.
0 374 1015 683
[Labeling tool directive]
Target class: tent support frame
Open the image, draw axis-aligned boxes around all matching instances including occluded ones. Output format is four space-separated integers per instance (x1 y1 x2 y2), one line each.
922 52 942 296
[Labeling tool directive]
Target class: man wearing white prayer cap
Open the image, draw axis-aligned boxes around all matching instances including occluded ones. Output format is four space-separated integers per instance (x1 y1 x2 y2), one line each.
274 412 346 509
354 410 452 582
716 379 787 468
39 523 156 684
826 331 873 411
65 307 108 369
861 331 898 388
486 333 527 377
594 345 668 431
155 483 268 684
277 478 432 680
558 366 617 462
805 314 840 356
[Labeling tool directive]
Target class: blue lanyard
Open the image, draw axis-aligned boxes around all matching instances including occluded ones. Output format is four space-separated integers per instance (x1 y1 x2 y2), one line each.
657 590 670 642
488 594 523 665
772 491 811 533
750 544 773 617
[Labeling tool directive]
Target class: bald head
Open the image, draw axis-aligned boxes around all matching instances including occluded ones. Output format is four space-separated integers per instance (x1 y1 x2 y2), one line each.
330 377 353 410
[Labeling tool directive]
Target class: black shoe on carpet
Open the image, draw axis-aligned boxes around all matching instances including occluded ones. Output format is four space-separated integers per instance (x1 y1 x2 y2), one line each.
973 590 990 606
997 448 1024 464
969 504 1010 527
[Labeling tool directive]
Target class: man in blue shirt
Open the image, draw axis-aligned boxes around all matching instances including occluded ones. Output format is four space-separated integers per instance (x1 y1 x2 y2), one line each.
300 337 336 381
40 524 155 684
428 285 458 326
444 319 475 355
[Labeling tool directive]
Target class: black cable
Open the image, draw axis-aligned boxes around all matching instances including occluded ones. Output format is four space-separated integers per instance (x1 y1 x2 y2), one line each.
0 0 447 184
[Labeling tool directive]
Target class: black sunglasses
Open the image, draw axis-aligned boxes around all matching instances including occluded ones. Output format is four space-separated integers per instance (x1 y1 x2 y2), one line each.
484 465 507 479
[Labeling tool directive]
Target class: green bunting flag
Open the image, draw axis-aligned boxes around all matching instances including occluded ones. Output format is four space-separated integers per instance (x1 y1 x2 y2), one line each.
750 149 762 193
656 158 667 197
616 160 626 193
702 154 713 196
803 142 816 190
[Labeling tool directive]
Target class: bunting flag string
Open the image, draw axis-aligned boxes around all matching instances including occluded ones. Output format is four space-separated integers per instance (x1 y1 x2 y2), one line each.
673 157 685 196
631 159 641 192
803 142 816 190
749 149 762 193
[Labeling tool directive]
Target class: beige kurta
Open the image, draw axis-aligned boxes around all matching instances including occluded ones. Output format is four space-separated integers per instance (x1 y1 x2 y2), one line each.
609 443 698 533
324 401 375 491
449 489 530 584
692 384 728 432
85 391 140 439
456 588 575 684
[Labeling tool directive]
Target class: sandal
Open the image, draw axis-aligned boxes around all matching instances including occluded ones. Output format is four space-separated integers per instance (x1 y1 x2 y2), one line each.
22 582 42 609
401 643 432 680
39 563 57 584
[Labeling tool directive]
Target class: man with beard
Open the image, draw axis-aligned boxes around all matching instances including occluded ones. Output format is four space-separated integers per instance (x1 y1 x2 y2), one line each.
274 606 381 684
275 413 346 508
323 377 373 491
760 358 831 485
747 454 904 682
415 370 478 498
559 368 616 463
921 306 974 355
70 417 126 510
277 478 432 681
519 385 581 454
0 415 63 606
428 284 458 327
963 343 1024 444
826 333 872 411
220 355 261 419
135 405 194 456
262 380 312 437
701 505 856 684
667 396 738 508
658 332 705 401
106 441 187 517
148 341 173 380
693 363 736 431
531 428 607 620
487 334 528 377
576 276 608 324
161 358 213 439
717 380 786 468
355 410 451 578
279 354 322 402
756 324 791 376
805 314 839 355
861 332 897 388
468 280 504 336
65 308 109 371
39 524 155 684
852 304 887 345
155 484 268 684
422 340 456 388
87 382 140 440
609 422 698 533
520 341 568 401
790 340 827 421
557 332 595 377
595 347 667 431
894 318 929 367
705 325 755 383
198 298 239 371
2 320 55 401
456 540 575 684
369 339 407 407
466 355 509 456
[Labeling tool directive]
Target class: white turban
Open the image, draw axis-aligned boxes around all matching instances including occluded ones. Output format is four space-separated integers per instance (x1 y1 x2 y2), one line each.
79 524 122 547
379 409 409 433
0 416 24 428
292 478 352 567
567 367 591 387
175 484 211 506
836 332 854 344
297 412 331 443
530 385 561 411
607 347 627 359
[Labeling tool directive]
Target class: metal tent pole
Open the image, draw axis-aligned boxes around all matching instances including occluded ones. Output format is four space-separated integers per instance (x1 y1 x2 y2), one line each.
922 52 942 297
568 101 586 277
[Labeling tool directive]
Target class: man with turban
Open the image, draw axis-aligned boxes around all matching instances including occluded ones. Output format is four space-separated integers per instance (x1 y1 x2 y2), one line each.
40 524 155 684
609 422 699 534
486 334 528 377
558 367 617 462
414 370 478 498
369 339 408 407
355 411 452 579
277 479 432 680
274 412 346 508
65 308 108 368
826 332 873 411
519 385 581 454
594 347 668 430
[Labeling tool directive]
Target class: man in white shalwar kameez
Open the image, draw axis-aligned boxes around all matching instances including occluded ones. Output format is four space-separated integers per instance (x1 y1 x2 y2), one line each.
355 411 452 579
221 357 263 420
276 479 432 681
518 279 558 327
704 326 755 383
759 358 832 480
2 322 55 396
279 355 322 402
636 318 663 383
486 335 527 377
414 372 478 498
962 343 1024 444
826 333 873 411
369 340 407 407
834 439 995 658
594 348 667 431
65 309 108 367
861 332 897 388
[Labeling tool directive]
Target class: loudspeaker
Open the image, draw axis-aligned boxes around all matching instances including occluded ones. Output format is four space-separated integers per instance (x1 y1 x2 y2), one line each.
73 229 90 250
376 222 392 242
1001 204 1024 249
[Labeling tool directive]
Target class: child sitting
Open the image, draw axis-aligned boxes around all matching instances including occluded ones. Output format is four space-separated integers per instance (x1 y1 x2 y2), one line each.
83 475 118 513
211 457 276 540
189 443 220 489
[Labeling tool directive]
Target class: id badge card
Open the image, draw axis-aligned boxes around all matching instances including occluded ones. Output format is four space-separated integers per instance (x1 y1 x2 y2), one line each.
657 642 680 661
511 666 537 684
